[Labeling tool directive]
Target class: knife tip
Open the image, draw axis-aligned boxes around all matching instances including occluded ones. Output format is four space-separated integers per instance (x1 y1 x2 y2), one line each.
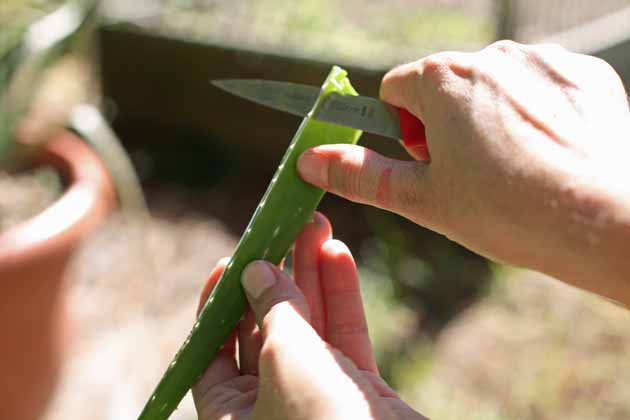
211 79 243 93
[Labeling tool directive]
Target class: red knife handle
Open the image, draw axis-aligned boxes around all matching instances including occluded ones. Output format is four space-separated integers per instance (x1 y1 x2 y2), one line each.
397 107 429 161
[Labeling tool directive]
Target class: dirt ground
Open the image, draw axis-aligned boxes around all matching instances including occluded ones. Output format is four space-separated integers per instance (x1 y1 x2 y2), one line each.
43 213 237 420
0 168 61 231
39 209 630 420
404 270 630 420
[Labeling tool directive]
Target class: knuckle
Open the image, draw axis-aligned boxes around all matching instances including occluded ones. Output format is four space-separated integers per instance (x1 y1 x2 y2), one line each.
260 298 310 336
488 39 524 54
259 323 300 371
421 52 473 93
382 61 420 87
261 292 301 320
421 53 453 82
534 42 567 53
524 43 570 67
380 61 423 106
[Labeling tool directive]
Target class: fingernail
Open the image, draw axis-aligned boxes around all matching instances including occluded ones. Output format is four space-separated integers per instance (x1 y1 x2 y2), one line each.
410 144 430 162
312 211 324 225
217 257 231 267
242 261 276 299
297 150 329 188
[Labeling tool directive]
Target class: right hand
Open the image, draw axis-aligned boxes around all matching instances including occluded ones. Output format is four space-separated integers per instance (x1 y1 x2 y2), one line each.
297 41 630 305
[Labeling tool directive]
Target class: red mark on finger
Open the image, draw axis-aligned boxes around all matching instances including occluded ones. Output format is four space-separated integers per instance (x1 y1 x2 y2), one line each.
376 167 392 207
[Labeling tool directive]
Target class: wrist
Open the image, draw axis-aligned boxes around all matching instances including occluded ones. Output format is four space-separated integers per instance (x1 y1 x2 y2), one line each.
547 183 630 306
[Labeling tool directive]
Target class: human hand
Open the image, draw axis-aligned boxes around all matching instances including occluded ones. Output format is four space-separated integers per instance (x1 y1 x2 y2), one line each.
193 212 427 420
297 41 630 305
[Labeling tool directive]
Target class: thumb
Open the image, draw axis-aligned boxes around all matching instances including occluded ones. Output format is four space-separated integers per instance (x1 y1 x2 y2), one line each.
241 260 313 339
297 144 435 221
242 262 394 420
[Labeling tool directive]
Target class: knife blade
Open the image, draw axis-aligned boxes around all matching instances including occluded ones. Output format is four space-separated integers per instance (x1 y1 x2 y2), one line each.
211 79 427 157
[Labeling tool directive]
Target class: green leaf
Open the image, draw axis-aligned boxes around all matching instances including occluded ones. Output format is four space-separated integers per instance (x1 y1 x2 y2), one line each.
69 104 149 215
0 0 98 166
137 65 363 420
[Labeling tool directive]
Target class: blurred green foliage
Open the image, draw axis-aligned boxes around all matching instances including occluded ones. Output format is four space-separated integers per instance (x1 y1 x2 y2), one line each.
151 0 495 68
362 207 492 332
0 0 96 165
0 0 65 55
361 262 630 420
1 0 147 212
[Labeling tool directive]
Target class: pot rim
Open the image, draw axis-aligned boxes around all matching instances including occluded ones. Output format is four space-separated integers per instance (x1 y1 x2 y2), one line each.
0 129 116 266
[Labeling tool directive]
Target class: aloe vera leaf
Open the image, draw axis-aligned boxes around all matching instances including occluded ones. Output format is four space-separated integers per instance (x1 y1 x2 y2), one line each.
70 104 149 215
0 0 98 166
138 65 363 420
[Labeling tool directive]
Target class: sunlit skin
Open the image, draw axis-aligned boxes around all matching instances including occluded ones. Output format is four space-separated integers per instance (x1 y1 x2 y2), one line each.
194 41 630 420
298 41 630 307
193 212 428 420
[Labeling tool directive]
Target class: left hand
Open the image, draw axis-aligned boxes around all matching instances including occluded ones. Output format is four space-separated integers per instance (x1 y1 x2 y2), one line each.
192 212 427 420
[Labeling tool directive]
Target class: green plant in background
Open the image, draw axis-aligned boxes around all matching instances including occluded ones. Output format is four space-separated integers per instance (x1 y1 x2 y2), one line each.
154 0 495 69
137 66 362 420
0 0 147 213
0 0 96 164
363 207 492 333
70 104 148 213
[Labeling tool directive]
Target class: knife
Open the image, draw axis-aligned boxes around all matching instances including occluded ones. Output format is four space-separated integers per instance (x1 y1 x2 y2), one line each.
211 79 429 160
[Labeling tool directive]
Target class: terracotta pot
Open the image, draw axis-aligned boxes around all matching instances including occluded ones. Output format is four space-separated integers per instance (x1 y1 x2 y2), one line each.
0 130 115 420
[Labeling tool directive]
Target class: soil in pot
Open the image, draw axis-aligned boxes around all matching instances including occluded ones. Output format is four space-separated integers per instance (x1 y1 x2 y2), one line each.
0 167 62 231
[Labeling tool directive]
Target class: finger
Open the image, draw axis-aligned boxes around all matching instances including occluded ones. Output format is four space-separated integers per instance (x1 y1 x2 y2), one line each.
198 257 230 315
381 63 430 162
379 52 473 120
240 261 312 333
192 335 239 405
319 239 378 373
380 61 425 118
387 398 431 420
242 263 391 419
297 144 436 223
194 258 239 403
240 260 312 338
239 248 301 375
195 377 258 420
380 53 473 162
292 211 333 337
360 370 397 398
198 258 237 357
238 309 262 375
